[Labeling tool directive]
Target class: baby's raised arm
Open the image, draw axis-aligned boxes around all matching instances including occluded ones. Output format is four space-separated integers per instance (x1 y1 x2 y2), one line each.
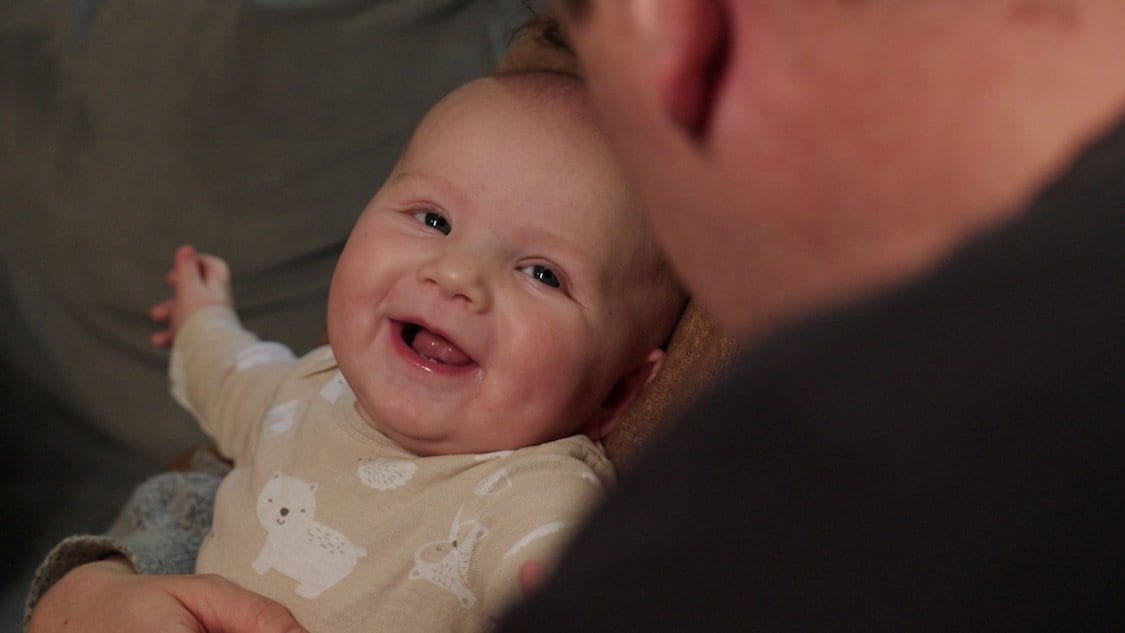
150 245 234 348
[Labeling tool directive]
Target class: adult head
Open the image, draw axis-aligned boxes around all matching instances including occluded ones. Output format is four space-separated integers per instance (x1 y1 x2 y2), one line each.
555 0 1125 340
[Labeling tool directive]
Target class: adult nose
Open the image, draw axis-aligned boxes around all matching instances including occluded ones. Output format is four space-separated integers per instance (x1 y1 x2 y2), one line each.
418 249 492 312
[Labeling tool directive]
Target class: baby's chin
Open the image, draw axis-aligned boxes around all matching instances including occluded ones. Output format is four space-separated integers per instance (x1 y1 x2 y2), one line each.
350 400 465 457
348 370 587 457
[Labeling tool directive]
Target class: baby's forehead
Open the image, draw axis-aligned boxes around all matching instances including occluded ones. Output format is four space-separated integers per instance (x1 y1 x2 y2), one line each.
394 73 636 218
414 72 596 140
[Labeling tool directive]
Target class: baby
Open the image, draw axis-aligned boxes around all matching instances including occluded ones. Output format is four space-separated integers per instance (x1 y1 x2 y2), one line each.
150 71 684 632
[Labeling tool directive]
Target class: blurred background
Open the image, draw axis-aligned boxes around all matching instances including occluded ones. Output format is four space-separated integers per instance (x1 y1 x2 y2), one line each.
0 0 542 627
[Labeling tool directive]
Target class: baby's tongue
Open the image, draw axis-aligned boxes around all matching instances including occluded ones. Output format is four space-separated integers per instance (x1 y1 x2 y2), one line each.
411 328 472 366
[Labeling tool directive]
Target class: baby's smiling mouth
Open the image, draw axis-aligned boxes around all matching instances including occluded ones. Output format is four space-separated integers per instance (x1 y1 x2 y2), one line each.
401 322 474 367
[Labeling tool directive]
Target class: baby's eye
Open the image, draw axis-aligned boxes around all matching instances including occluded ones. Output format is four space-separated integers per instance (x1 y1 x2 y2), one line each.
520 264 562 289
414 210 451 235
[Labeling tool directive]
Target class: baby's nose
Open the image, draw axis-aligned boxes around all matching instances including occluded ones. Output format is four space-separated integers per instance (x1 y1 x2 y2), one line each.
420 251 491 312
280 507 289 517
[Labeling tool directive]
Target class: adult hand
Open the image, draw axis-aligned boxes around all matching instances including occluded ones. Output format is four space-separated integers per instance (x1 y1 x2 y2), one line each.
518 560 549 598
27 557 307 633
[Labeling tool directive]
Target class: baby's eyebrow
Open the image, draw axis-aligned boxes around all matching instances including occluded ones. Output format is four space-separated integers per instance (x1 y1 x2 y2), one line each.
385 169 470 211
387 169 420 187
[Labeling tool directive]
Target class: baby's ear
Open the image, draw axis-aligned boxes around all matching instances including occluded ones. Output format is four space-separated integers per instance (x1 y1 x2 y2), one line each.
581 348 666 442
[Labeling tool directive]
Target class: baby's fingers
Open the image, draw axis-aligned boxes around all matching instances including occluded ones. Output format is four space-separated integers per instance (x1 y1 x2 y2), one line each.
196 253 231 291
172 245 203 284
150 329 174 348
150 299 175 323
174 245 231 297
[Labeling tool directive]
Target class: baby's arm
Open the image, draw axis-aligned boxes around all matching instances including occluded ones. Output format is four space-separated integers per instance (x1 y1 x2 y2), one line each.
150 245 233 348
149 244 296 461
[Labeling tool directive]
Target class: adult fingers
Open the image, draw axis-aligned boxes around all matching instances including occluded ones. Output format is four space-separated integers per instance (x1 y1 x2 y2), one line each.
168 573 308 633
518 560 549 598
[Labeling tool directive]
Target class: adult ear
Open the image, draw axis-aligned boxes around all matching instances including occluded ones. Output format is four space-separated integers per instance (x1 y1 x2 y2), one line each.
581 348 666 441
633 0 731 140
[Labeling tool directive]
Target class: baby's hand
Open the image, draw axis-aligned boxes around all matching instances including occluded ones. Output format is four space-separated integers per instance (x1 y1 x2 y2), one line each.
149 245 233 348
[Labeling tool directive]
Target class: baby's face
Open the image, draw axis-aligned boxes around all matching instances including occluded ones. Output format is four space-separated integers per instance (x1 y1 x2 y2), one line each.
327 76 662 456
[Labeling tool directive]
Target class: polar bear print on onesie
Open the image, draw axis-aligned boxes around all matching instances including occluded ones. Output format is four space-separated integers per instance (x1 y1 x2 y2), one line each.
252 472 367 599
409 506 489 608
